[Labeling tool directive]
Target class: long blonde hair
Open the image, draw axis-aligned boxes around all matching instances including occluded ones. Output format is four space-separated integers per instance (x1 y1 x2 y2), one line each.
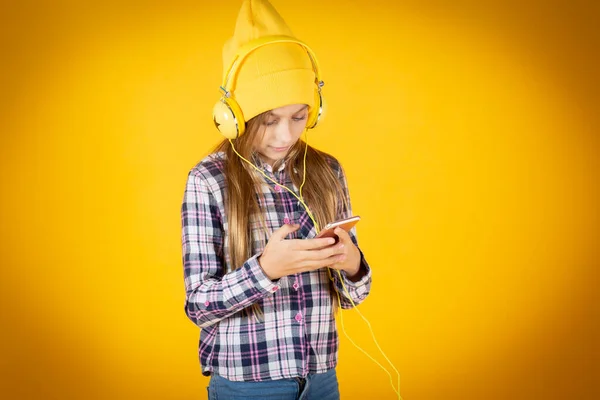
213 110 347 317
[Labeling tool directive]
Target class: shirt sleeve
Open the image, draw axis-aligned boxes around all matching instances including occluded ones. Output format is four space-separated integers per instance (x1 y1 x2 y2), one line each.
181 168 279 328
330 162 373 309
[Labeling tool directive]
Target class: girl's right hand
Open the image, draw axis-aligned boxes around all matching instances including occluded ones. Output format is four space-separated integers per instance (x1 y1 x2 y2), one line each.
257 224 347 280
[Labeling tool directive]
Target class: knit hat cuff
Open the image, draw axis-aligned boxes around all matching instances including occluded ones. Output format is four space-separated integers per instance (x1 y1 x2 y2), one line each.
234 68 316 122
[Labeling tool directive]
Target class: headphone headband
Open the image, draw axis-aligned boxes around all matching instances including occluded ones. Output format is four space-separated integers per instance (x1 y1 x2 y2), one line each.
221 35 322 95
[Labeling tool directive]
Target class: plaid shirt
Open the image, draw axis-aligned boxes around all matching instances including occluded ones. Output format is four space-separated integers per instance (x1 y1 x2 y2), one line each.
181 151 372 382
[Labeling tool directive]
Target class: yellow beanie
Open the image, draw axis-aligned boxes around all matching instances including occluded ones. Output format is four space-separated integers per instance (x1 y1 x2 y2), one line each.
222 0 316 122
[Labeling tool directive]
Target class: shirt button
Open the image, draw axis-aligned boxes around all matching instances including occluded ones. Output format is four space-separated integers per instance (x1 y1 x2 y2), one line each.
272 285 279 292
283 217 290 224
204 301 210 307
295 312 303 323
292 282 299 290
274 185 281 192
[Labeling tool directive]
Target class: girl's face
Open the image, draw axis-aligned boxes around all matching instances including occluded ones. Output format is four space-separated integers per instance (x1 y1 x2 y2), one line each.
253 103 309 166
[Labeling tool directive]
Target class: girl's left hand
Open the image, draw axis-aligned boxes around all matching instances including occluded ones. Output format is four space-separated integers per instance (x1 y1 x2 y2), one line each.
329 227 363 280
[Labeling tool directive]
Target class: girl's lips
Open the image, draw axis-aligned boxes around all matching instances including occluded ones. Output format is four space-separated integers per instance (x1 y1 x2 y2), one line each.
270 146 290 152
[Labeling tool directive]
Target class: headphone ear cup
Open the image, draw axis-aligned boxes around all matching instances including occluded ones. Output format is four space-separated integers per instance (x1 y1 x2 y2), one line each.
213 98 245 139
307 88 325 129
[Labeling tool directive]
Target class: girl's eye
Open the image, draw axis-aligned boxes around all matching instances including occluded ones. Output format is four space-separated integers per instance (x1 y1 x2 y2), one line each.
292 115 307 122
265 120 277 126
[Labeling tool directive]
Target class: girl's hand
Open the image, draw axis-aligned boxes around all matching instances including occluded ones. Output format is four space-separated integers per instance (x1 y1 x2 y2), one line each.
328 227 363 281
258 224 346 280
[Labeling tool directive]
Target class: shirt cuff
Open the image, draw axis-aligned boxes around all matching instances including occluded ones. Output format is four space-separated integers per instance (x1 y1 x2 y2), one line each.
245 253 281 294
339 250 372 288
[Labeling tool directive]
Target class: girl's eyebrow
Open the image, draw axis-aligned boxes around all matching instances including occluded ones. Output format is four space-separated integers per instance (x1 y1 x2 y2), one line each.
269 105 308 118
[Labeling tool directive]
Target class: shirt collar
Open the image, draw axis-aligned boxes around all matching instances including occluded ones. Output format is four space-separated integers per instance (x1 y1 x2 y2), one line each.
251 153 287 173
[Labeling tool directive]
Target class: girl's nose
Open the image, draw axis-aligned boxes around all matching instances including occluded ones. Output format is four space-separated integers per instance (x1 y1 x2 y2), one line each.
274 121 293 143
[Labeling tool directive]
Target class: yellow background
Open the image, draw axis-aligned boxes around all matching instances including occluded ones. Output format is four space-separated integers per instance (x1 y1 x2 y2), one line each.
1 0 598 399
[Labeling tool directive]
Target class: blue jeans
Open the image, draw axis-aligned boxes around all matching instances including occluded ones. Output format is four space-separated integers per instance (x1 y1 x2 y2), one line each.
207 369 340 400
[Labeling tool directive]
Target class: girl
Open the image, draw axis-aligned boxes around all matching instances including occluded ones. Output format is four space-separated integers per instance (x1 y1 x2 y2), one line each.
181 1 372 398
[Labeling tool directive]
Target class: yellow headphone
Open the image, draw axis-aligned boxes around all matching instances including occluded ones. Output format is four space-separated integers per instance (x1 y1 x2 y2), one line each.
212 35 325 139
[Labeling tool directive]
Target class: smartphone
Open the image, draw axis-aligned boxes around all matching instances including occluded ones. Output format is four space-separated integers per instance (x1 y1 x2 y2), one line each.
316 215 361 240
